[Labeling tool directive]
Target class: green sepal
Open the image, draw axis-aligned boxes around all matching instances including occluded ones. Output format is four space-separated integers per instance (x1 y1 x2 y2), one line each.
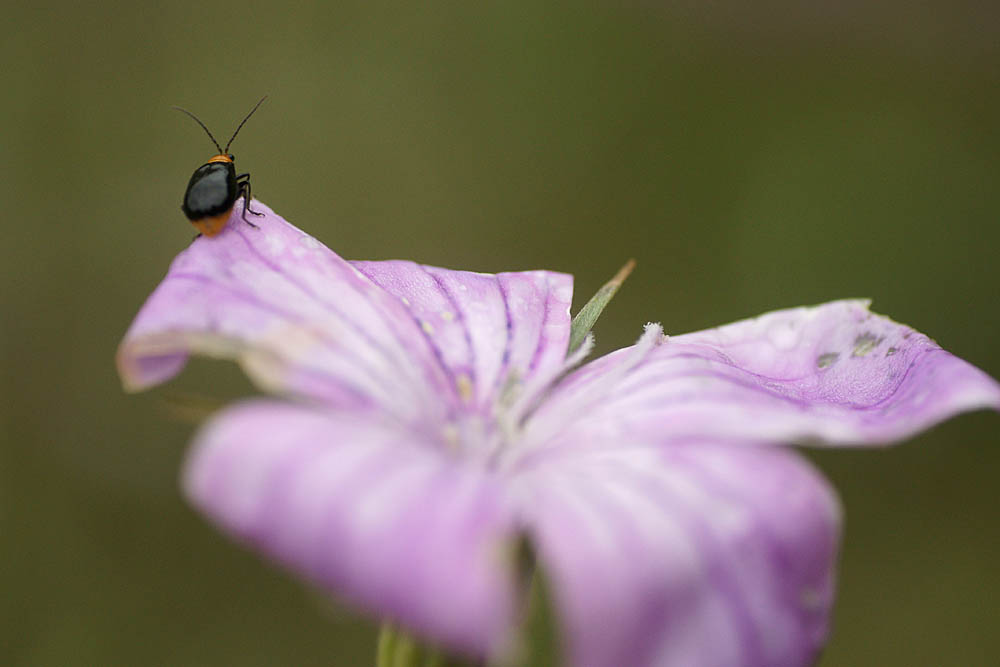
567 259 636 353
158 391 229 423
517 568 562 667
502 537 563 667
375 625 478 667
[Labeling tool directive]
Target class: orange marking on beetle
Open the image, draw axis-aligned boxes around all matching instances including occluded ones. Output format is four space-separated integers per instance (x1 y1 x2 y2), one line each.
192 210 233 237
207 154 233 164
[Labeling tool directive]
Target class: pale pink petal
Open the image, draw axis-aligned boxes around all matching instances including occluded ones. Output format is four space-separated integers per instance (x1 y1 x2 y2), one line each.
352 261 572 409
183 400 519 658
513 443 840 667
524 300 1000 454
116 203 572 426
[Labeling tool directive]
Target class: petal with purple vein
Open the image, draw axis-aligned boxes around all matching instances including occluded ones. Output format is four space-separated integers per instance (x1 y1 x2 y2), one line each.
117 202 573 425
525 300 1000 452
512 442 840 667
353 261 573 409
184 400 520 659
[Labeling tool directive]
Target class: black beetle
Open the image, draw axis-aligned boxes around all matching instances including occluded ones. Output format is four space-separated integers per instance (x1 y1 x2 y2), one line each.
174 96 267 237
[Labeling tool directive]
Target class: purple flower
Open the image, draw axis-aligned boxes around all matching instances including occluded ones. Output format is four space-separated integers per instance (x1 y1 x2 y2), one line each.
118 203 1000 667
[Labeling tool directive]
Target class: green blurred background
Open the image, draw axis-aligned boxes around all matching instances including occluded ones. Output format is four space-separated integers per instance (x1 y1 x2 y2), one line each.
3 1 998 665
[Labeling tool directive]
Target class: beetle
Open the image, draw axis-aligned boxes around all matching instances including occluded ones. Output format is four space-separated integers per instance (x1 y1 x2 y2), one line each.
173 96 267 237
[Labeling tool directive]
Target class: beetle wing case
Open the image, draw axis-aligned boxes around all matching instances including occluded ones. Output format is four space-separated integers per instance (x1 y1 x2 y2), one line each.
182 161 238 221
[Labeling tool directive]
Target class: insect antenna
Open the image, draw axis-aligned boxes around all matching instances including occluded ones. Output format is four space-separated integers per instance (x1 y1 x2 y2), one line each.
223 95 268 153
172 105 223 154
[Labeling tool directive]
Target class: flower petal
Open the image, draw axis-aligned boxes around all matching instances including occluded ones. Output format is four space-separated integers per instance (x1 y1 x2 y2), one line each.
524 300 1000 452
352 260 573 409
116 202 572 424
183 400 519 657
514 443 840 667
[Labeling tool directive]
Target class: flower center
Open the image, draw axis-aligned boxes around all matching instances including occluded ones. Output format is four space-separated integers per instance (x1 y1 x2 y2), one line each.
436 331 605 468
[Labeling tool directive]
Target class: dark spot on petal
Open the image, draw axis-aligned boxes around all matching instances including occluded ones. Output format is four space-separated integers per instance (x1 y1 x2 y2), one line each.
852 333 882 357
886 347 897 357
816 352 839 369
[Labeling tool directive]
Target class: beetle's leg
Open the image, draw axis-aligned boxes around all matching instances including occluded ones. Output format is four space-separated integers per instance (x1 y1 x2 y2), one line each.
238 181 260 228
237 174 264 218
